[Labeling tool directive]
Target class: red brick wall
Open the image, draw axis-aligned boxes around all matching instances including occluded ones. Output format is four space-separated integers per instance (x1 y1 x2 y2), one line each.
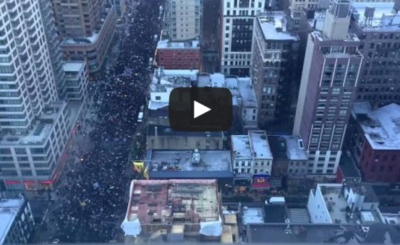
157 48 201 70
359 140 400 183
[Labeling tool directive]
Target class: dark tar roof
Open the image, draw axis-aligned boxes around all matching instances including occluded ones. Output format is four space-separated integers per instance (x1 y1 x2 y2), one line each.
264 204 287 223
147 125 223 137
268 136 289 160
339 155 361 178
247 223 400 244
148 108 168 117
346 182 379 203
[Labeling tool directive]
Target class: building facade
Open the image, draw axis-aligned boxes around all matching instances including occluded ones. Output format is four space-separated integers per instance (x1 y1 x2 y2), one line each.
293 0 363 176
0 1 85 191
51 0 104 38
0 197 35 244
39 0 66 99
147 125 224 150
231 130 273 175
351 1 400 107
0 102 81 191
166 0 203 41
63 62 89 103
60 7 116 74
0 0 59 134
252 12 300 128
107 0 127 19
347 102 400 183
220 0 265 76
156 39 201 69
269 135 308 177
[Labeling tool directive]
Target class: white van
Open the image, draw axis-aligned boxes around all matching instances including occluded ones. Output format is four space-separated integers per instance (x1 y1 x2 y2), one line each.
137 112 143 122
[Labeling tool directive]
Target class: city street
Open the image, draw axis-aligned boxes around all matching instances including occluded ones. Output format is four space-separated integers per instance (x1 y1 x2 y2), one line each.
33 0 164 243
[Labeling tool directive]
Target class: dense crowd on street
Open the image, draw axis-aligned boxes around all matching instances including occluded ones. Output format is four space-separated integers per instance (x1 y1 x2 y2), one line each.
47 0 164 242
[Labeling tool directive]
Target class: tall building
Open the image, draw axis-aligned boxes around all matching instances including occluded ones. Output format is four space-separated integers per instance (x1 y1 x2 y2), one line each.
252 12 300 129
220 0 265 76
51 0 116 74
39 0 66 98
166 0 203 41
293 0 364 176
52 0 104 38
0 0 58 134
106 0 127 19
351 1 400 107
0 1 85 191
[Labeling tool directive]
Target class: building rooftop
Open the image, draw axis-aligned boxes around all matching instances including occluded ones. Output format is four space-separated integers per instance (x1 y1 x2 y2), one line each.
151 68 198 93
0 102 65 146
62 7 114 46
0 198 25 245
317 183 380 225
150 70 256 110
287 208 311 224
63 62 85 73
351 2 400 31
283 136 307 161
319 184 354 224
247 223 400 244
145 150 233 180
268 136 289 160
147 125 223 137
231 135 253 160
238 78 257 108
249 131 273 159
232 131 273 160
352 102 400 150
339 154 362 179
122 179 221 237
242 207 265 225
379 206 400 225
346 182 379 203
264 205 287 223
157 39 200 49
258 12 299 41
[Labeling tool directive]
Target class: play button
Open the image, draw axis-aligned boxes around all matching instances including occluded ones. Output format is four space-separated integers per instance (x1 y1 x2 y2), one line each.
169 87 232 132
194 101 211 119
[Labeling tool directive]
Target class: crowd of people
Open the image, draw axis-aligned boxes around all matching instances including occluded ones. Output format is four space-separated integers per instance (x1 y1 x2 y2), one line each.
48 0 164 242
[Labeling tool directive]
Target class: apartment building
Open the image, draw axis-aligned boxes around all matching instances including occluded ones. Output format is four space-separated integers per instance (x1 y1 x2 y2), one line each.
220 0 265 76
0 0 85 191
166 0 203 41
293 0 363 176
52 0 116 74
252 12 300 128
351 1 400 107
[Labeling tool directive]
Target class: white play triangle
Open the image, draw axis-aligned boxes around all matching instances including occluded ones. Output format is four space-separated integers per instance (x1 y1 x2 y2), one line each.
194 101 211 119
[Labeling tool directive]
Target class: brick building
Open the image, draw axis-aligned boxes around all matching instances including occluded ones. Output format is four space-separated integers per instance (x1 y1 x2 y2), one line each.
350 1 400 107
156 40 201 69
347 102 400 183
